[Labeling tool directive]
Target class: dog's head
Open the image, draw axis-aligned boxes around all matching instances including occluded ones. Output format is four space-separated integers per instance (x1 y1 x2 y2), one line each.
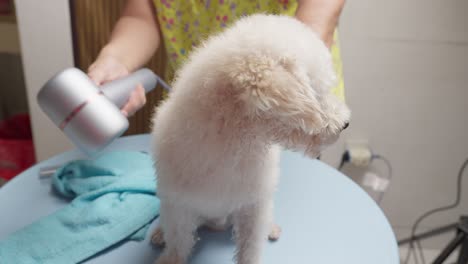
220 15 351 157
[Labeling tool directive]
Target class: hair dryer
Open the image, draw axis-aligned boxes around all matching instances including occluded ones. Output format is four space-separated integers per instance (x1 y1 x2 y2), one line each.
37 67 170 157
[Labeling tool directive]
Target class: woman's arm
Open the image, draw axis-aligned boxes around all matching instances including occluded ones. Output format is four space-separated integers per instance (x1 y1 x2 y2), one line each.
88 0 160 117
95 0 160 72
295 0 346 48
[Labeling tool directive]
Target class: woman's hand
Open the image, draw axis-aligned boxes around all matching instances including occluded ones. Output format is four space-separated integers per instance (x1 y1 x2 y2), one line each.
88 54 147 117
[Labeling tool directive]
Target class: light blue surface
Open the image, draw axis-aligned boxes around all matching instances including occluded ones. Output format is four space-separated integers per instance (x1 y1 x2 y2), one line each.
0 134 399 264
0 152 159 263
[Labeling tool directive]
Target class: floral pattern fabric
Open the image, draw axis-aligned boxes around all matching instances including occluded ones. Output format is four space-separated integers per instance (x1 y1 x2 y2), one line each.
153 0 345 100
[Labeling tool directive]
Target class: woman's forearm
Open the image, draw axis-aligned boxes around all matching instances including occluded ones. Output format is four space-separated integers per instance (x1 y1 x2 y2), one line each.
295 0 346 47
98 0 160 72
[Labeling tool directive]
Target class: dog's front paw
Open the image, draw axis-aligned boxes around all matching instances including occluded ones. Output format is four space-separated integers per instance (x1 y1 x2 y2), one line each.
268 223 282 241
151 227 165 247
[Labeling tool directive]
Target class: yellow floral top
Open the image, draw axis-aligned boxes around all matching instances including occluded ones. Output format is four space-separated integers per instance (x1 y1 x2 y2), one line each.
152 0 345 100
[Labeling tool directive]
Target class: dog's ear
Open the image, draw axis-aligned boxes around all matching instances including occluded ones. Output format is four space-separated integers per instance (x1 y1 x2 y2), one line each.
228 55 328 134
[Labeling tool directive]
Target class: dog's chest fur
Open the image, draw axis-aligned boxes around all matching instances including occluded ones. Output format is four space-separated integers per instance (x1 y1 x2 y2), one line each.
154 96 279 216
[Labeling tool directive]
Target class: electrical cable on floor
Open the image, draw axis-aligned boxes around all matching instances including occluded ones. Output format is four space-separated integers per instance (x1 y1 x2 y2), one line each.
403 158 468 264
413 246 420 264
416 239 426 264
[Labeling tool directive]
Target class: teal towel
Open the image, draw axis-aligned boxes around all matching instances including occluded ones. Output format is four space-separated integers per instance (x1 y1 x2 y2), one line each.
0 151 160 264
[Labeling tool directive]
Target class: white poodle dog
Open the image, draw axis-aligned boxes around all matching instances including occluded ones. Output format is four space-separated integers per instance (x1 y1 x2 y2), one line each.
150 14 350 264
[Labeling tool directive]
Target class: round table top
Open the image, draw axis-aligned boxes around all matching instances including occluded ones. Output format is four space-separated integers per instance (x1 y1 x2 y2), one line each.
0 134 399 264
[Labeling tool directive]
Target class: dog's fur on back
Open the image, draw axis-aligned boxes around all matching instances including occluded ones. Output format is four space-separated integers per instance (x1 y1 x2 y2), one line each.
150 14 350 264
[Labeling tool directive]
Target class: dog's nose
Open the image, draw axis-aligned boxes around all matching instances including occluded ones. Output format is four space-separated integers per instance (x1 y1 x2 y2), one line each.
342 122 349 130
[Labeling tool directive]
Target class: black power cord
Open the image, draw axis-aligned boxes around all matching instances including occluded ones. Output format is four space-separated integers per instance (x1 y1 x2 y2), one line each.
337 150 350 171
403 158 468 264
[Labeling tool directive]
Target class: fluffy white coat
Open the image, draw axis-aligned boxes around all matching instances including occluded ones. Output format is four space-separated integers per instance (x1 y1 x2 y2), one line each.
150 14 351 264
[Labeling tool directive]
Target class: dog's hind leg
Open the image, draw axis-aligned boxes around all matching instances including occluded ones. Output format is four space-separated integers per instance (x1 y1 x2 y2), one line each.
154 202 200 264
232 200 272 264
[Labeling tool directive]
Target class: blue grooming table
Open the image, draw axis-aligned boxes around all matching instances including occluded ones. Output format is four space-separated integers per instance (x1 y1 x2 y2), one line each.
0 134 399 263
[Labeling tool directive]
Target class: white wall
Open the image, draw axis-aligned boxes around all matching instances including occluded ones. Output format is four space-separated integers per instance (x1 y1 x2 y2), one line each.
322 0 468 250
15 0 74 161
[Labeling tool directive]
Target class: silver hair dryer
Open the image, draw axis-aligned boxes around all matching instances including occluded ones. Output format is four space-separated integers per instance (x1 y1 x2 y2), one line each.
37 67 170 156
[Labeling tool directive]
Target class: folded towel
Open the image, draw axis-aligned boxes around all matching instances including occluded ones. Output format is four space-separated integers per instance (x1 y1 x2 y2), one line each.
0 151 160 264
